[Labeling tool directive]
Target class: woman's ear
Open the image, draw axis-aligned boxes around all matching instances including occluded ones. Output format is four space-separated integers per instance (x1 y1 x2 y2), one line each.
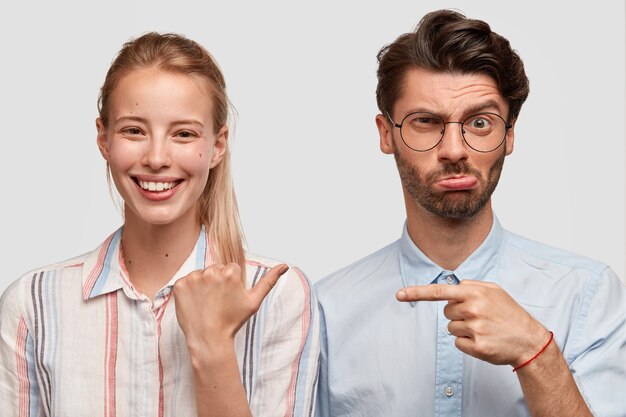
96 118 110 160
210 126 229 168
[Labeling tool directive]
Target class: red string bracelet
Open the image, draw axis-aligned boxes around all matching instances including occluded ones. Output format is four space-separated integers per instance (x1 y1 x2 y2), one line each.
512 331 554 372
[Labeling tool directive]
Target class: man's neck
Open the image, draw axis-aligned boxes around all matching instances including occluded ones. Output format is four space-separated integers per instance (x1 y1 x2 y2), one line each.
406 200 494 271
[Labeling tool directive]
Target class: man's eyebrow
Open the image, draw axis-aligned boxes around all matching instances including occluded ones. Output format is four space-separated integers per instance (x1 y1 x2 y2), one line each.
399 107 432 118
461 100 505 117
399 100 506 120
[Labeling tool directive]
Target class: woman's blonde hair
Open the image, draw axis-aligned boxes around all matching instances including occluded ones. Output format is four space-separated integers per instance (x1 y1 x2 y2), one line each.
98 32 245 270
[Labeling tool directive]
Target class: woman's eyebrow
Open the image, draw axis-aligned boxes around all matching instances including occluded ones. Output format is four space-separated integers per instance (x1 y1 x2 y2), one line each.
113 116 204 128
114 115 148 125
170 119 204 128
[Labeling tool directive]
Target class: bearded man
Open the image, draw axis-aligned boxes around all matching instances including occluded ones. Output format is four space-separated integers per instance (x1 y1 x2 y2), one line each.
315 9 626 417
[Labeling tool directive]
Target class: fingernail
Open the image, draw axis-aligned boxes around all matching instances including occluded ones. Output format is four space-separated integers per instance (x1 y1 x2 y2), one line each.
279 264 289 275
396 290 407 300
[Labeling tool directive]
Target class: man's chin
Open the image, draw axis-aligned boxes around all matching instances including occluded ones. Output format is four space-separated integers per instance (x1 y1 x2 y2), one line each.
420 195 487 220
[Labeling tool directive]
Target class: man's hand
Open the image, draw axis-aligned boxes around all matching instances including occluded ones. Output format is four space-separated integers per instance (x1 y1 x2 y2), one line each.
396 280 550 368
173 263 289 350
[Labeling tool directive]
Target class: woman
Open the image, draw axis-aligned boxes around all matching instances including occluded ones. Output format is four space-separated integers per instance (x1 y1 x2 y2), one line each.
0 32 319 417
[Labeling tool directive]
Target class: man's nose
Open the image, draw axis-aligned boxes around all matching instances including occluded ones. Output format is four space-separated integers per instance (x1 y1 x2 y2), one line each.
437 121 469 163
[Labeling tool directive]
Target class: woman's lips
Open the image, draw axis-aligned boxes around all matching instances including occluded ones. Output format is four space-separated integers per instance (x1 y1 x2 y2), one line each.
132 177 183 201
437 176 478 190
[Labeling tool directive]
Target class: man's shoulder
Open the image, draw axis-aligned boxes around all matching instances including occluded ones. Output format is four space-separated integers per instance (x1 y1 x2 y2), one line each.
315 240 400 298
502 229 610 276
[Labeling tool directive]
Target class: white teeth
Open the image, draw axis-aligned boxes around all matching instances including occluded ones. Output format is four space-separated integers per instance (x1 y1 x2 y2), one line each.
138 180 177 192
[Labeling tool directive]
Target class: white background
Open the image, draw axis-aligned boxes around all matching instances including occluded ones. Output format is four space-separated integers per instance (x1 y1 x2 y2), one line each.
0 1 624 295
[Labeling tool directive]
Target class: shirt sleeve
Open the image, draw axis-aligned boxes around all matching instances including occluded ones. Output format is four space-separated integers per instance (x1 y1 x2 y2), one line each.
568 267 626 417
314 296 330 417
0 277 42 417
249 267 320 417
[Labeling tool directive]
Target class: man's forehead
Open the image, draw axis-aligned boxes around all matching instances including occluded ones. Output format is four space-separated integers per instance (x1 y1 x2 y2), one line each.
395 67 508 118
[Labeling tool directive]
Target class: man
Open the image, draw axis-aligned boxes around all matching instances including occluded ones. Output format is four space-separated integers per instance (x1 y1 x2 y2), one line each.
315 9 626 417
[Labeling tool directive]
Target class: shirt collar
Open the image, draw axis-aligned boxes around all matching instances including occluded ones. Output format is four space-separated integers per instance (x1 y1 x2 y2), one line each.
81 225 212 300
398 215 505 290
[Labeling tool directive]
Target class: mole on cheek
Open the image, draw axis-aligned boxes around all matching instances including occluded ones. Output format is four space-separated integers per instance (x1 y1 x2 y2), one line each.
198 153 202 158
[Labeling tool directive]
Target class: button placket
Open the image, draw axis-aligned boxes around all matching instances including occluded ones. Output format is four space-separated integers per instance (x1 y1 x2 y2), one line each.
436 272 462 416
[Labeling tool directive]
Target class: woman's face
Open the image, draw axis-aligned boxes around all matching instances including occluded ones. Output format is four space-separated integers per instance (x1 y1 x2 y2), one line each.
97 68 227 228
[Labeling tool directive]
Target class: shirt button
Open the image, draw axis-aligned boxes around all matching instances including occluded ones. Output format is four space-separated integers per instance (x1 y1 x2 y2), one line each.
446 276 455 285
444 386 455 397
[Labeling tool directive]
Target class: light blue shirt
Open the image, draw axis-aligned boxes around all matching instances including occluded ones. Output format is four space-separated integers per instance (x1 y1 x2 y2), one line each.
315 216 626 417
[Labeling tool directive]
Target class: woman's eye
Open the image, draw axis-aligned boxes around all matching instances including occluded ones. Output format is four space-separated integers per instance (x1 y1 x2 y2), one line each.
175 131 197 140
122 127 143 135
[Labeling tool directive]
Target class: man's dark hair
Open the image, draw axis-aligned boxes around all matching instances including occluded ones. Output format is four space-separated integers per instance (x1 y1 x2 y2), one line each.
376 9 529 122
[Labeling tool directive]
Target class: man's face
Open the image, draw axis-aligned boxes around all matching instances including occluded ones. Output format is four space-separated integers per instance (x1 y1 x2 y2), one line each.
376 68 515 220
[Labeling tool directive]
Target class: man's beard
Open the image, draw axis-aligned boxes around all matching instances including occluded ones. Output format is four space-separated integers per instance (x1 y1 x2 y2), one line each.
394 149 505 220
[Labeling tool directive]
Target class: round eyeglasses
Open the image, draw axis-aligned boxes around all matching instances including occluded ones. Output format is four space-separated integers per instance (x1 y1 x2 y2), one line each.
388 111 512 153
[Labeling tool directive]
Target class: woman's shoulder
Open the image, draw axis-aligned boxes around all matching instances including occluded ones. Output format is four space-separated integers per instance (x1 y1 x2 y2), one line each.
29 252 91 275
10 251 89 287
244 252 314 302
244 252 309 278
1 252 90 320
244 252 291 269
2 229 120 309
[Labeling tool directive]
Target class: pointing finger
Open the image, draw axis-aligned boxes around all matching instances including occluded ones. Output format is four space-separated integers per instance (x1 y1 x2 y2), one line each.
396 284 466 302
249 264 289 307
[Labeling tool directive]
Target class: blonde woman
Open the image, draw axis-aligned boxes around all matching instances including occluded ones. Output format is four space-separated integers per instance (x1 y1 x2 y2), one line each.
0 32 319 417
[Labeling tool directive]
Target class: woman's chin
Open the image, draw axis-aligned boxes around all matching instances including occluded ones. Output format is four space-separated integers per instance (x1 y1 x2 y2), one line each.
124 205 198 228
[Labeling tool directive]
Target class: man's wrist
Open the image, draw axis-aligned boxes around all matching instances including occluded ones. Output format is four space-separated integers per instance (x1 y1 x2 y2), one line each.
512 331 554 372
511 323 551 368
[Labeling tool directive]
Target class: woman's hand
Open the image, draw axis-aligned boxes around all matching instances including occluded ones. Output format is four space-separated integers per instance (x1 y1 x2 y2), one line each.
172 263 288 417
173 263 289 352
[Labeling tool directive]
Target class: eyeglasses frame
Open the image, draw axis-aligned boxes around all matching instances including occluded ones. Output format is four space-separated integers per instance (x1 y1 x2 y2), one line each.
387 111 513 153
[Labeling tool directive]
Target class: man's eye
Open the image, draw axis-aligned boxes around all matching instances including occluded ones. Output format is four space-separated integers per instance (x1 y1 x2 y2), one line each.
469 118 490 129
411 116 438 124
407 114 443 132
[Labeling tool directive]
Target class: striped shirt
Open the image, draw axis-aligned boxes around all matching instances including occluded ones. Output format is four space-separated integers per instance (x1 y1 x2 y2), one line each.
0 226 320 417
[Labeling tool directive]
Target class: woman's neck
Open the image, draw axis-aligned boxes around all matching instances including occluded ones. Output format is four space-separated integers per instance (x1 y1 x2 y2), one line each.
121 206 202 301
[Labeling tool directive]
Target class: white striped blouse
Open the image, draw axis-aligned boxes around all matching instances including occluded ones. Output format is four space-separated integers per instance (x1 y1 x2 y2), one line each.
0 226 320 417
